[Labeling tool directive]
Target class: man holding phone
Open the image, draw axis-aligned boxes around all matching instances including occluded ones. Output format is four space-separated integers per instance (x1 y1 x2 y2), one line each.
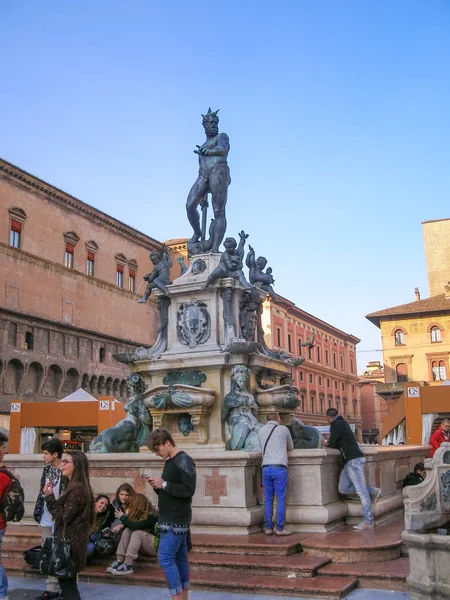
147 428 196 600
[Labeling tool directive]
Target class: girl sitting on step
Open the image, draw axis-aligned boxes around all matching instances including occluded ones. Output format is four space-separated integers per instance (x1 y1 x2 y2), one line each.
107 493 158 575
111 483 135 536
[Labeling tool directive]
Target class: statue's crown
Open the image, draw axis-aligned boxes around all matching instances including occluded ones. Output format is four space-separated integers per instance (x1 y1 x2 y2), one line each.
202 107 219 121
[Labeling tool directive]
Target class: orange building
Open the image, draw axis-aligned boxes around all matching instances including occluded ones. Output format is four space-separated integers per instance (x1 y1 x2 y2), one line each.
261 295 362 436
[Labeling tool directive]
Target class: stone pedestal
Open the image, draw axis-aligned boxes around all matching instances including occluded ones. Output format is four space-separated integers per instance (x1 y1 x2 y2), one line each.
133 252 292 449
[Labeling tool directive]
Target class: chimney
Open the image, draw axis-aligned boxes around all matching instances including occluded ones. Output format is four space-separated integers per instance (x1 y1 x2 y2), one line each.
415 287 420 301
445 282 450 300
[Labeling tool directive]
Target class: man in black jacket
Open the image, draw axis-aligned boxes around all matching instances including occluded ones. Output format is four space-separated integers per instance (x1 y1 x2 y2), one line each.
402 463 426 488
147 428 196 600
326 408 380 530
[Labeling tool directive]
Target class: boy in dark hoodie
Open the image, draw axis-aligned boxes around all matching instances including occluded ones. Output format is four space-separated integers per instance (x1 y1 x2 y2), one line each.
402 463 426 488
326 408 380 530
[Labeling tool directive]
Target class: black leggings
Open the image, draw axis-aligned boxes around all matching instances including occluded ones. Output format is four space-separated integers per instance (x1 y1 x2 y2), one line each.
58 576 80 600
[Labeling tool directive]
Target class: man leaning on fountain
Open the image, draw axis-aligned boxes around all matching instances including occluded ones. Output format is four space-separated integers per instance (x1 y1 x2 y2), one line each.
258 412 294 536
325 408 381 530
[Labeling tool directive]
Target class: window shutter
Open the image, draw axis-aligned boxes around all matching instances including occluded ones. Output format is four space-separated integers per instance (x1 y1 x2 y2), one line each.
66 243 74 253
11 220 22 233
117 264 124 273
87 252 95 261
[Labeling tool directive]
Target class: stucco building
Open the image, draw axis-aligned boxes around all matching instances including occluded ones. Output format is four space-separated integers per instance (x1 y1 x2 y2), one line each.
261 295 362 436
0 158 183 412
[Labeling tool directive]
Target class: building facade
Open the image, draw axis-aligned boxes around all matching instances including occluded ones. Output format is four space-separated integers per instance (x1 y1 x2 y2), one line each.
366 285 450 385
0 158 171 411
262 296 362 436
423 218 450 298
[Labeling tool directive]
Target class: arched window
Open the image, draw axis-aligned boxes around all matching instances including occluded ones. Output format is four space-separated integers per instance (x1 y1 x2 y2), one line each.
394 330 405 346
396 363 408 382
24 331 34 350
431 327 441 343
433 361 447 381
99 347 106 363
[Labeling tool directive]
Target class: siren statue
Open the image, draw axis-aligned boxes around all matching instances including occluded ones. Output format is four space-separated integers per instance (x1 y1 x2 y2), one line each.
186 108 230 254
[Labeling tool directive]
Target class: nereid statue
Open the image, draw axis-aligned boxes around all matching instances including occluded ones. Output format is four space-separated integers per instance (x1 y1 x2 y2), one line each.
186 108 230 253
204 231 252 290
138 248 172 303
222 365 262 451
89 375 152 453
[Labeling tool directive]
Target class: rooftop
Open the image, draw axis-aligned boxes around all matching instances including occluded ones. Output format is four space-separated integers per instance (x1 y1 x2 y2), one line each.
366 293 450 328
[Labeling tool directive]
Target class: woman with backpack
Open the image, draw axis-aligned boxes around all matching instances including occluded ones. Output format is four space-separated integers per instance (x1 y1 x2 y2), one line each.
106 493 158 575
43 451 95 600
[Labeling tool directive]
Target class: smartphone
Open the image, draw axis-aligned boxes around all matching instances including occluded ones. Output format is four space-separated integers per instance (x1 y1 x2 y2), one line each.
102 527 112 535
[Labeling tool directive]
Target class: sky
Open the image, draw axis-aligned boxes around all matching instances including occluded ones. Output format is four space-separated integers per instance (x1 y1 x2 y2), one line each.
1 1 450 372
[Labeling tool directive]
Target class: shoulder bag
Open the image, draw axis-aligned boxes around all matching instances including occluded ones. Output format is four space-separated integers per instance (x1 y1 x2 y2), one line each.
260 424 279 485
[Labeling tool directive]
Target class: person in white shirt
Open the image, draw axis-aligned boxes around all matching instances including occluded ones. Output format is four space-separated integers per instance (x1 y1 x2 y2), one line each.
258 413 294 536
33 439 63 600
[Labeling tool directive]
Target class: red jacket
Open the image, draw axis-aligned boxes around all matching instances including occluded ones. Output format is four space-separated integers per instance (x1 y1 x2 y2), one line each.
0 471 12 530
429 426 450 458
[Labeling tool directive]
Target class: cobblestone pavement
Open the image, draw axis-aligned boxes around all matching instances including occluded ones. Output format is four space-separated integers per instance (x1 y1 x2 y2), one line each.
8 576 410 600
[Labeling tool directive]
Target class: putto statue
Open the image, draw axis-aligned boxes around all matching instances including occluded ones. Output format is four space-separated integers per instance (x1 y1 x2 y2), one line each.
289 418 323 449
222 364 262 451
186 108 230 253
246 245 277 300
203 231 252 290
138 248 172 303
89 375 152 453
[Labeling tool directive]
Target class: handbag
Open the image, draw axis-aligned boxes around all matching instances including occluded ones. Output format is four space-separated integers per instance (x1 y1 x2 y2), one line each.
40 520 75 579
260 424 279 485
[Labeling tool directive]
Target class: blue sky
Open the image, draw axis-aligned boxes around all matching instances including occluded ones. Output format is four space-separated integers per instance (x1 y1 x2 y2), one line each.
1 1 450 371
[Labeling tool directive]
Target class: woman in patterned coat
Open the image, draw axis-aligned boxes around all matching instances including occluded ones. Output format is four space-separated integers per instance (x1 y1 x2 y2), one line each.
43 451 94 600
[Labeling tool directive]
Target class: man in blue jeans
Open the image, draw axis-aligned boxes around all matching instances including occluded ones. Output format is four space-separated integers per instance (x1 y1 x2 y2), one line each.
147 428 196 600
326 408 381 530
258 413 294 536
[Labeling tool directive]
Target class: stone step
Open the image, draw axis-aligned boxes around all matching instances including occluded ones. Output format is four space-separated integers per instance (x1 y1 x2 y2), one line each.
5 525 41 544
78 564 357 599
301 520 404 563
191 532 306 556
317 557 409 591
13 543 330 579
188 551 331 577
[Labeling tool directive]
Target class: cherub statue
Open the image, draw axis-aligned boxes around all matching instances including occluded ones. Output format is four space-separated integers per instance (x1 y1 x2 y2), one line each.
89 374 152 453
246 245 277 300
289 417 323 449
222 364 262 451
203 231 252 290
137 248 172 303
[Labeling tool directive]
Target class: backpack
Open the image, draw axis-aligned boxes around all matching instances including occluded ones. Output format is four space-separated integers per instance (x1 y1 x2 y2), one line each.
0 467 25 522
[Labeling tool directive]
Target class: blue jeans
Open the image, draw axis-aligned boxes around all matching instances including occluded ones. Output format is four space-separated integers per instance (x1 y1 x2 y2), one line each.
158 525 189 596
263 466 288 531
339 457 376 524
87 532 100 559
0 528 7 598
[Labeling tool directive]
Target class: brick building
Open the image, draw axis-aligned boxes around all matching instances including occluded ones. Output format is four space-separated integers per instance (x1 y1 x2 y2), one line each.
0 158 179 412
261 296 362 437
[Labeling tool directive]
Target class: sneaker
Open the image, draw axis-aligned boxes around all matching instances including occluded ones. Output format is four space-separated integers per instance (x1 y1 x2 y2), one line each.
370 488 381 503
353 521 374 530
106 560 122 573
264 527 273 535
113 563 134 575
275 529 292 536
